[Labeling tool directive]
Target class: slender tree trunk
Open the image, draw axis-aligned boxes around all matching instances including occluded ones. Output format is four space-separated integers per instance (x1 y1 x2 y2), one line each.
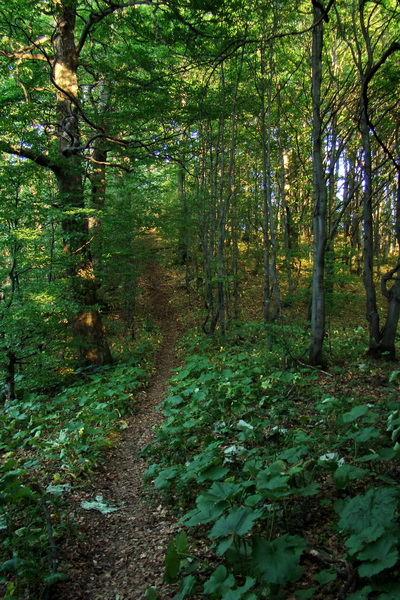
360 89 380 356
210 104 227 335
260 47 281 323
231 201 240 320
309 2 328 367
5 351 17 403
209 57 243 335
177 164 192 291
278 139 294 295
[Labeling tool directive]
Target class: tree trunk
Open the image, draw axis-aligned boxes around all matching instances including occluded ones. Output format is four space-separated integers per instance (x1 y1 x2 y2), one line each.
309 1 328 367
360 92 380 356
53 0 112 366
260 46 281 323
378 175 400 359
5 352 17 403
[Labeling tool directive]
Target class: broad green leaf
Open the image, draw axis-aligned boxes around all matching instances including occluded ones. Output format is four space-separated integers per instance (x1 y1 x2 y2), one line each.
278 446 309 463
222 577 256 600
0 557 31 572
334 465 370 490
256 472 290 500
209 507 259 539
166 395 184 406
295 483 320 496
347 427 380 443
43 572 68 585
172 575 197 600
154 467 178 490
203 565 235 595
174 531 189 556
244 494 263 506
357 534 398 576
145 586 158 600
252 534 306 585
342 405 369 422
345 524 385 555
164 539 179 583
198 465 229 482
377 447 398 460
216 536 235 556
313 569 336 585
164 531 189 582
206 481 242 500
337 488 398 534
180 498 228 526
388 370 400 383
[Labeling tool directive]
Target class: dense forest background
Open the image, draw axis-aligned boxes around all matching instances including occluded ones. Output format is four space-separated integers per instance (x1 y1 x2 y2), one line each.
0 0 400 599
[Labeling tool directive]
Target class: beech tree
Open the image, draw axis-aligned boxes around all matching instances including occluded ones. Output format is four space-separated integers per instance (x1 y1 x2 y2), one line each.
309 0 331 366
0 0 399 382
335 0 400 358
0 0 202 366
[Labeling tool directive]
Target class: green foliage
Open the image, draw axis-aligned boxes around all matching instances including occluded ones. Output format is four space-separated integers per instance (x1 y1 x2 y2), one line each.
336 488 399 577
146 325 400 599
0 343 153 598
165 531 189 583
252 534 306 585
0 459 65 599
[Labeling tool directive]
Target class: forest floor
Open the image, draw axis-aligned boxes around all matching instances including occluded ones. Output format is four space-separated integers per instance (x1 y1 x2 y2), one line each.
53 252 185 600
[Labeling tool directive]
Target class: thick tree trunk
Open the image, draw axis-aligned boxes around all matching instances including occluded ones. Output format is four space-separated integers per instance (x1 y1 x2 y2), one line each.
309 3 327 367
53 1 112 366
378 179 400 359
380 277 400 360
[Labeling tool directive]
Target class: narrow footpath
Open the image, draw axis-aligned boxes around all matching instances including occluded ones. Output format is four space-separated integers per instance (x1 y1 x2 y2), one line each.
54 256 183 600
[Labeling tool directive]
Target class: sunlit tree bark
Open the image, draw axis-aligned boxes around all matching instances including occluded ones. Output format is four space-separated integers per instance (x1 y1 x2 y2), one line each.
52 0 113 366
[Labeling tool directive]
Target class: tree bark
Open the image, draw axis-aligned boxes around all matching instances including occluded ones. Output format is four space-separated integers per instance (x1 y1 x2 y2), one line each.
360 99 380 356
380 261 400 360
260 50 281 323
309 1 328 367
53 0 112 366
357 6 400 358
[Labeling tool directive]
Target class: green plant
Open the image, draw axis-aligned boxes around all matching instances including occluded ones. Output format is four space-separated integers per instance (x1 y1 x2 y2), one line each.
0 338 154 597
146 325 400 599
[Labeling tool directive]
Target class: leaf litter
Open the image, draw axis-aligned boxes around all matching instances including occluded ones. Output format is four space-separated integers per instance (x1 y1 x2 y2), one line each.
52 256 186 600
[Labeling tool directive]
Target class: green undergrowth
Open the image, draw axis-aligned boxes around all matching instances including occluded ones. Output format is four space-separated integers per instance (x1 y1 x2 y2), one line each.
144 323 400 600
0 338 155 600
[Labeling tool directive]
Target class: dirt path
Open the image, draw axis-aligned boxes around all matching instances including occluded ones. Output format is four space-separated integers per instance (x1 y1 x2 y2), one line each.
54 257 181 600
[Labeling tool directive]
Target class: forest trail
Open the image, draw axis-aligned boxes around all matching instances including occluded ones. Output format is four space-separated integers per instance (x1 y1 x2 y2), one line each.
54 251 182 600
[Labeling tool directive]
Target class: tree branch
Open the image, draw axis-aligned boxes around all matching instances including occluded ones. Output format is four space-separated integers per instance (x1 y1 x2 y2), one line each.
362 41 400 171
381 260 400 299
0 141 61 175
76 0 155 56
